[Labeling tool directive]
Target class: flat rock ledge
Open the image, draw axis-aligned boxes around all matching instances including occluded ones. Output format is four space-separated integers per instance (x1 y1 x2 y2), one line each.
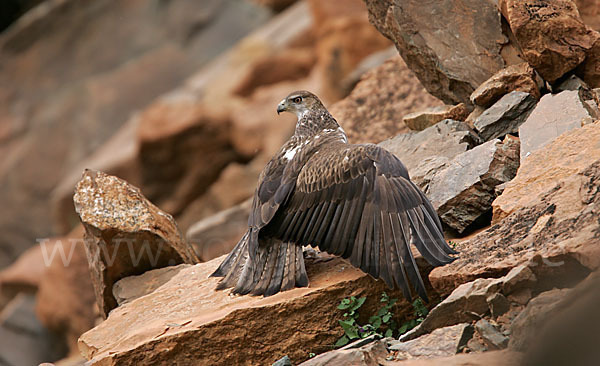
77 256 422 365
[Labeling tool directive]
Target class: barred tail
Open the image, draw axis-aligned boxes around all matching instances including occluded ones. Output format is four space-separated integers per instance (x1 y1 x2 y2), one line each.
212 233 308 297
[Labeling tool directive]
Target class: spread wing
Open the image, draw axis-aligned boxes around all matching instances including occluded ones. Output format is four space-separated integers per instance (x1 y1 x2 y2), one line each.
261 143 456 301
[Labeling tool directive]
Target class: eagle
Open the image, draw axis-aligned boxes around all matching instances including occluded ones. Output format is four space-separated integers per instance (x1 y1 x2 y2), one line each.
211 90 456 301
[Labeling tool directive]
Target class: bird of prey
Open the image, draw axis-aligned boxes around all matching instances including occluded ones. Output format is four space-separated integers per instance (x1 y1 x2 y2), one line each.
211 90 456 301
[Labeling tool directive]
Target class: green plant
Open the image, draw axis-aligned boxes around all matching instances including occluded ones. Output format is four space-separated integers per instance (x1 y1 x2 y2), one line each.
397 298 429 335
335 293 398 347
449 240 458 250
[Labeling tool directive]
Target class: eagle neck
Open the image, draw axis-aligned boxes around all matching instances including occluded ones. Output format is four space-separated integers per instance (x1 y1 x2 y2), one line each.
295 109 343 139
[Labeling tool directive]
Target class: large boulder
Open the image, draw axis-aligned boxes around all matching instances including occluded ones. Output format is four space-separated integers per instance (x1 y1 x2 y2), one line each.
330 56 443 144
0 0 271 268
364 0 514 105
426 137 520 233
77 257 426 365
73 170 199 317
378 120 481 191
499 0 599 83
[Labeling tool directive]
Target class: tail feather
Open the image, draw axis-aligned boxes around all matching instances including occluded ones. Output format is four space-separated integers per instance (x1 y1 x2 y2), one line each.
212 233 308 296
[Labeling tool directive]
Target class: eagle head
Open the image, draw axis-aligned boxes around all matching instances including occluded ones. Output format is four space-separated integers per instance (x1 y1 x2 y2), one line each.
277 90 324 118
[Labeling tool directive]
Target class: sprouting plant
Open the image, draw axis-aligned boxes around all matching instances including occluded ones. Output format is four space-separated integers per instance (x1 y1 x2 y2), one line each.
397 298 429 335
449 240 458 250
334 292 398 347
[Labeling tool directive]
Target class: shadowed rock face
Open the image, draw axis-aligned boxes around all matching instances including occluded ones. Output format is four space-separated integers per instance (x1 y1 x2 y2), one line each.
73 170 199 318
364 0 513 105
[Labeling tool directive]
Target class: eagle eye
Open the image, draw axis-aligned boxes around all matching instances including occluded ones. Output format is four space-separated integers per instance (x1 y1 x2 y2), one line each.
292 96 302 104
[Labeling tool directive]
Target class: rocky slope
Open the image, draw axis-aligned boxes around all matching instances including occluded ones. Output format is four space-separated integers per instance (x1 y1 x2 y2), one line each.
1 0 600 365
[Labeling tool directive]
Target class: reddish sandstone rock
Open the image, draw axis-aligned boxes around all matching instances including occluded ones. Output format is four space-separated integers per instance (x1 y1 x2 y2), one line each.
430 122 600 295
470 63 541 108
500 0 598 82
403 104 469 132
365 0 513 105
78 257 429 365
330 56 444 144
73 170 199 318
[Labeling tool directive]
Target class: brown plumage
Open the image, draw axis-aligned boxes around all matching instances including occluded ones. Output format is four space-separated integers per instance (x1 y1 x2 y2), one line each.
211 90 457 301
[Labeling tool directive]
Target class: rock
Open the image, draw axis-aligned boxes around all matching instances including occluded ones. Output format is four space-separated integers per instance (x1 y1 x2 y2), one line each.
578 37 600 87
496 120 600 221
136 95 245 216
252 0 297 12
519 90 596 161
487 293 511 318
308 0 392 101
470 63 541 108
273 355 293 366
499 0 598 82
575 0 600 31
299 339 388 366
389 323 473 359
176 154 264 234
339 46 399 94
112 265 187 306
365 0 512 105
509 288 570 351
50 116 142 235
233 48 316 97
502 265 537 295
186 199 252 262
475 319 509 350
430 122 600 298
35 227 97 354
520 270 600 366
405 265 541 341
331 56 443 144
378 120 481 191
403 104 469 132
0 294 67 365
384 350 522 366
426 136 520 233
0 0 271 268
556 74 590 92
0 239 58 308
473 92 537 141
73 170 199 318
78 257 416 365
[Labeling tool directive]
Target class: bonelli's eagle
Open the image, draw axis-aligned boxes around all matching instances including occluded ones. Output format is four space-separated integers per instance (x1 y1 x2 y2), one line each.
212 91 457 301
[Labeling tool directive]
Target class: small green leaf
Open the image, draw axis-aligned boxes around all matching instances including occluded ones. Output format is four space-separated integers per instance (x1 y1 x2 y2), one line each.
382 314 391 323
309 353 316 358
385 329 393 337
335 335 350 347
339 320 359 339
351 297 366 311
378 307 389 316
338 298 351 310
371 317 382 329
398 323 409 334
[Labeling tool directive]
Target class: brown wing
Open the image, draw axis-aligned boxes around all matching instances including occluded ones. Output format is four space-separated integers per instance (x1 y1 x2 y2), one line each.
261 143 456 301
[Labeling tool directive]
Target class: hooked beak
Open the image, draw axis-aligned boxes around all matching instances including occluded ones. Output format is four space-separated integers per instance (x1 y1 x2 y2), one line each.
277 100 286 115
